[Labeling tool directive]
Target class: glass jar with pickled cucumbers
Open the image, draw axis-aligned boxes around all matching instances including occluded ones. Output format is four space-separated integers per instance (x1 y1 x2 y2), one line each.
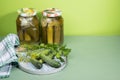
16 8 40 44
41 8 64 45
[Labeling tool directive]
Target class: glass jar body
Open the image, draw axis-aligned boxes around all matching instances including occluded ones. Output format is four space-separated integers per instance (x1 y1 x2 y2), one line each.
41 16 64 44
16 15 40 44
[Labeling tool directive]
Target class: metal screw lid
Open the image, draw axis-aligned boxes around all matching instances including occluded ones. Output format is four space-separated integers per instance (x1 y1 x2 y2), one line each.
18 8 37 17
42 8 62 17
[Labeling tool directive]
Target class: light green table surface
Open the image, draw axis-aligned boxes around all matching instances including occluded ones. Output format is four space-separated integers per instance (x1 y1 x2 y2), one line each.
2 36 120 80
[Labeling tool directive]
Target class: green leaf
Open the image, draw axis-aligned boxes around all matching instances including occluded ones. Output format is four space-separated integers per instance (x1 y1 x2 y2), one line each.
62 48 71 56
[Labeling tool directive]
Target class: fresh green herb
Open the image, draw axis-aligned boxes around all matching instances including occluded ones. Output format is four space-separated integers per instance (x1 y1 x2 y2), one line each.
19 43 71 68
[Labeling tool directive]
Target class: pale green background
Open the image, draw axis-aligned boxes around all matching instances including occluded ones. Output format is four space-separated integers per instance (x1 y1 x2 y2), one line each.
0 0 120 36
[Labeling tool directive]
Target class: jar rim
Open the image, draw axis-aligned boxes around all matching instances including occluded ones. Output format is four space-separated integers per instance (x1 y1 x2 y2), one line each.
42 8 62 17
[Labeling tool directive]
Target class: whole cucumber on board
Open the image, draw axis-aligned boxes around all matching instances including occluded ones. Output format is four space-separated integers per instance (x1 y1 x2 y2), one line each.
30 58 42 69
40 53 61 68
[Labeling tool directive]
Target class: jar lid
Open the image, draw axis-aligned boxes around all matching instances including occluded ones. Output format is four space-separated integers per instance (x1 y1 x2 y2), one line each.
18 8 37 17
42 8 62 17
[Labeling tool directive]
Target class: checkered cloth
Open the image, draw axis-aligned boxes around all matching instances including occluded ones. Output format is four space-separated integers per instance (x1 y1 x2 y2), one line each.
0 34 20 78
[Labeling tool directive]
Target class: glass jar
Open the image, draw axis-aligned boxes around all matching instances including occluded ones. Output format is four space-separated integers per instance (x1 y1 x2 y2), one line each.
16 8 40 44
41 8 64 44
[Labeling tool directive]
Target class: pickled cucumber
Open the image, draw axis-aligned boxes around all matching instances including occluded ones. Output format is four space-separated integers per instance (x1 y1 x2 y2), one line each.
30 58 42 69
40 53 61 68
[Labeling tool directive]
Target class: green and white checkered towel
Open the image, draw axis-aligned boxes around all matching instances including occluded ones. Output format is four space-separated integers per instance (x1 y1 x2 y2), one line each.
0 34 20 78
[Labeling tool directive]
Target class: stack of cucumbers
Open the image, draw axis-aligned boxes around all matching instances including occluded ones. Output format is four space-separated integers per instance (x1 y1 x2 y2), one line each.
19 43 71 69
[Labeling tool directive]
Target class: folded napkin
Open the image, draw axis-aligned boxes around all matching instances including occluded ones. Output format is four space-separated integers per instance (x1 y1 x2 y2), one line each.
0 64 12 78
0 34 19 78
